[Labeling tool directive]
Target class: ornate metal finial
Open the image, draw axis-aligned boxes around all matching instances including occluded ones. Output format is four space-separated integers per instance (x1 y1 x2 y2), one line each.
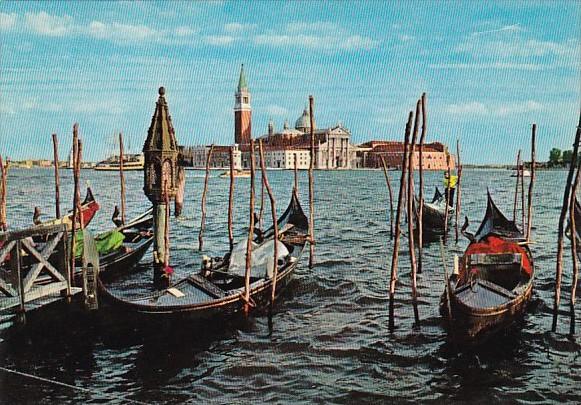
159 86 166 96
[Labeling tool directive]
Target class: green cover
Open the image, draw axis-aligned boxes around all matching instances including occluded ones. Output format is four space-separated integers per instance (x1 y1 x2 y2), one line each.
75 230 125 258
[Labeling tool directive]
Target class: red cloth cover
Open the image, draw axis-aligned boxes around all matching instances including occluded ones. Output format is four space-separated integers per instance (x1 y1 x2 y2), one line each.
464 235 532 276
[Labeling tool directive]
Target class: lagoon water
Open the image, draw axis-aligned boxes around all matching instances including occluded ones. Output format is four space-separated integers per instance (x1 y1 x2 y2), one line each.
0 168 579 403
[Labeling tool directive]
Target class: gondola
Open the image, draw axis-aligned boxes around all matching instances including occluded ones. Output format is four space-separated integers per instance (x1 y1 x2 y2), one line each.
99 191 309 318
35 187 100 230
441 191 534 340
419 187 454 233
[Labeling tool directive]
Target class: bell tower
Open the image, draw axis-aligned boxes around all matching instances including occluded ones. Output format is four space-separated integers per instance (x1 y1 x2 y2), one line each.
234 64 251 145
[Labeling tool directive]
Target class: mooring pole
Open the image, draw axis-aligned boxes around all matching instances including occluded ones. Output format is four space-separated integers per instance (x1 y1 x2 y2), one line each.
308 95 316 268
259 165 265 229
52 133 61 219
526 125 536 242
513 150 521 223
553 114 581 331
388 111 413 332
408 100 421 326
569 159 580 335
0 155 7 231
259 140 279 307
444 152 451 237
175 166 185 218
198 144 214 251
455 138 462 244
119 132 126 225
380 155 394 240
417 92 427 270
244 140 256 315
69 124 79 286
228 146 235 253
520 151 526 231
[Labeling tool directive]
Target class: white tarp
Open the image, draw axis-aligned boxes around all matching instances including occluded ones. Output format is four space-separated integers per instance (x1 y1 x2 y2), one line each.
229 239 289 278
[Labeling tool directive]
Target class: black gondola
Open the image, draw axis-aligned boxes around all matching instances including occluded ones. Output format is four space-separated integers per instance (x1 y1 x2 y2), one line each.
441 191 534 341
99 191 309 318
419 187 454 233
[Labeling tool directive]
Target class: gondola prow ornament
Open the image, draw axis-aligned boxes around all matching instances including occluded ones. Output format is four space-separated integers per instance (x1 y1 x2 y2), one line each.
143 87 179 287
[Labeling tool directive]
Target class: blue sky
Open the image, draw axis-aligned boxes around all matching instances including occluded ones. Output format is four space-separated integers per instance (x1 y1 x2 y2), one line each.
0 1 579 163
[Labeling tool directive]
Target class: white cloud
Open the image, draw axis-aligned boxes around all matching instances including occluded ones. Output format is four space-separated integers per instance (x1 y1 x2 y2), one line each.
88 21 157 42
471 24 523 36
174 26 196 37
398 34 415 42
430 62 545 71
445 102 489 116
0 12 17 31
24 11 73 37
265 105 288 117
285 21 338 33
444 100 543 117
224 22 256 33
253 33 378 51
203 35 236 46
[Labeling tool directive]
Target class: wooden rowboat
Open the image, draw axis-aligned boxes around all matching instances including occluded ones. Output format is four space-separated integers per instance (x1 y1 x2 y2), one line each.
36 187 100 231
441 191 534 341
419 187 454 233
99 191 309 318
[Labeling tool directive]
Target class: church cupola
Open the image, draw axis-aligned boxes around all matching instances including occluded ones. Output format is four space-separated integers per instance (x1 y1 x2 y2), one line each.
268 118 274 136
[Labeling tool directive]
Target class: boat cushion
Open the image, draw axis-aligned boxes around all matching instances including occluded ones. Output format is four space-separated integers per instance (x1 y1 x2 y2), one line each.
464 235 532 276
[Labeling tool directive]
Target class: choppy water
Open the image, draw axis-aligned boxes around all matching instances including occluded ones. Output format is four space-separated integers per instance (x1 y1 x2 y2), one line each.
0 168 580 404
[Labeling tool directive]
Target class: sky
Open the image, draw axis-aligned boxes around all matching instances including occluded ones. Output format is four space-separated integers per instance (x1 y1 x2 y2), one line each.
0 1 579 164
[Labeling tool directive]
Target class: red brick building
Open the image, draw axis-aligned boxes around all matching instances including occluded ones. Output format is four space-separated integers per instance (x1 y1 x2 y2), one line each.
357 140 455 170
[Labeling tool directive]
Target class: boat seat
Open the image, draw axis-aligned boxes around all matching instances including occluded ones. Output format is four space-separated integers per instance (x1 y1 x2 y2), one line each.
188 274 227 298
467 253 522 266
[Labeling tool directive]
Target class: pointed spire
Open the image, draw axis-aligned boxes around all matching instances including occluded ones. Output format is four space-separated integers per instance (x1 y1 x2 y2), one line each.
143 86 178 152
237 64 248 92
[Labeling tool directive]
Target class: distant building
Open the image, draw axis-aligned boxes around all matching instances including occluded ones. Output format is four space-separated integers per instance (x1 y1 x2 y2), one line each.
357 141 455 170
234 64 252 145
180 144 242 170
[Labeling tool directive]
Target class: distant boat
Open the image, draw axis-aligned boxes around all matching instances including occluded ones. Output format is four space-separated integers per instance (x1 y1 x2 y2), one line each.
511 169 531 177
94 153 144 171
219 169 251 178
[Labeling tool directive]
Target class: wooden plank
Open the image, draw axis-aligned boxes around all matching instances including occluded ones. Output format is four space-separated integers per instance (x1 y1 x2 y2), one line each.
21 234 65 292
0 278 16 297
22 281 69 303
0 240 15 263
0 223 67 243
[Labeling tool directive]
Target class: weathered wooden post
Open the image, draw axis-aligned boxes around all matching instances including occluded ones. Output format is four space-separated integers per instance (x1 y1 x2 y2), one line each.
526 124 536 242
389 111 413 332
513 150 521 223
244 140 257 315
259 166 265 229
520 152 526 231
199 144 214 251
259 140 280 306
228 146 235 252
175 165 185 217
11 240 25 324
417 92 427 271
69 124 80 285
143 87 179 287
379 156 394 240
0 155 7 231
408 100 420 326
119 132 126 225
569 159 580 335
308 95 316 269
553 114 581 331
455 138 462 244
444 151 451 236
52 133 61 219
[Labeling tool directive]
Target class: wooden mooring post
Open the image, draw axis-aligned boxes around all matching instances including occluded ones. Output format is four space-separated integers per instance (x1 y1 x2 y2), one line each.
569 158 580 335
513 150 521 224
553 114 581 331
308 95 316 269
408 100 420 326
228 146 235 253
388 111 412 332
119 132 126 225
526 125 536 242
444 152 451 237
244 140 256 315
199 144 214 251
52 133 61 219
379 156 394 240
455 138 463 244
417 92 427 271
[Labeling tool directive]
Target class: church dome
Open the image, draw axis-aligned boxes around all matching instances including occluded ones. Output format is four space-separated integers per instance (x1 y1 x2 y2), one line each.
295 108 315 132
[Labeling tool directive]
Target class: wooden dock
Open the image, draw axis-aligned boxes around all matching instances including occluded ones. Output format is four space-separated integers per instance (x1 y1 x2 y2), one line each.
0 223 96 326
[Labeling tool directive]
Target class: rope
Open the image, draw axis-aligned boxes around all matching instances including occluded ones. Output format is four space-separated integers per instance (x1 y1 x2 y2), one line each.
0 366 148 405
